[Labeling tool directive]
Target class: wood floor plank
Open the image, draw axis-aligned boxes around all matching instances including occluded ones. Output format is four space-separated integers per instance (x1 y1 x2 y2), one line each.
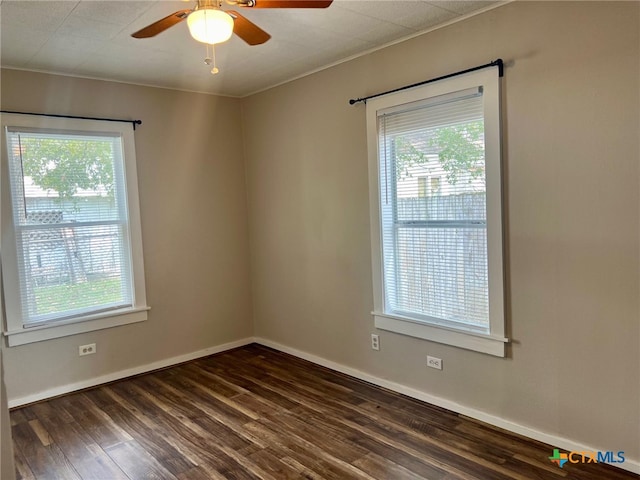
98 390 198 477
104 379 268 478
242 418 368 480
353 452 434 480
177 466 229 480
135 374 270 451
279 455 330 480
71 410 126 450
453 417 553 461
35 409 129 480
181 362 249 397
203 369 303 412
159 371 260 425
57 391 134 441
104 440 179 480
10 408 30 427
27 420 52 447
247 448 310 480
10 344 640 480
24 401 73 423
11 422 81 480
250 415 378 480
13 444 36 480
216 444 281 480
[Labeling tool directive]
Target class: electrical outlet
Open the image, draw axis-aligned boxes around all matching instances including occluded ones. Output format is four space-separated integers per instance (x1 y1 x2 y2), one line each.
371 334 380 351
79 343 96 356
427 355 442 370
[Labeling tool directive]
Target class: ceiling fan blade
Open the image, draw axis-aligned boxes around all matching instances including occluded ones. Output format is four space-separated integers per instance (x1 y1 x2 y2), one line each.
239 0 332 8
131 10 192 38
227 10 271 45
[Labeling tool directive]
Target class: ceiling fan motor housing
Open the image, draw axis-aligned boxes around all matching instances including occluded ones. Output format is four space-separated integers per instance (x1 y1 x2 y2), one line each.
188 7 235 44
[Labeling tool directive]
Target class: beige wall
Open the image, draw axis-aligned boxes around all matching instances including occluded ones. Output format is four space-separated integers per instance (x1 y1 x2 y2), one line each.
242 1 639 460
1 69 253 400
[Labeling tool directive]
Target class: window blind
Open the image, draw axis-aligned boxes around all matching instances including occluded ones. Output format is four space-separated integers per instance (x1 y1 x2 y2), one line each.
377 88 489 330
5 128 134 326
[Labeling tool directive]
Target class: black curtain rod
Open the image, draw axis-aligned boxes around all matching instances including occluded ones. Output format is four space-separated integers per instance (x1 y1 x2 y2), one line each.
349 58 503 106
0 110 142 130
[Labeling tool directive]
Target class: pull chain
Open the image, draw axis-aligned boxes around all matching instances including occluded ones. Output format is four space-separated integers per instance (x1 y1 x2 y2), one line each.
204 43 219 75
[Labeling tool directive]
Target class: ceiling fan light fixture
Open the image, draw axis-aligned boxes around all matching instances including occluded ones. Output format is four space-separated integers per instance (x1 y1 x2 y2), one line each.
187 8 234 44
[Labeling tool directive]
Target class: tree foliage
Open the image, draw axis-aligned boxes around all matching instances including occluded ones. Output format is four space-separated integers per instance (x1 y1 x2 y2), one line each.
394 136 427 180
428 121 484 185
394 120 485 185
20 136 114 199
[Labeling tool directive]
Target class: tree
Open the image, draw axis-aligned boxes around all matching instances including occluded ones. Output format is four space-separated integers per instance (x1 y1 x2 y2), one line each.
394 136 427 181
427 120 484 185
394 120 485 186
20 136 115 199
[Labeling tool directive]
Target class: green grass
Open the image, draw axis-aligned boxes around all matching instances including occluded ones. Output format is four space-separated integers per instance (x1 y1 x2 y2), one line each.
34 277 123 315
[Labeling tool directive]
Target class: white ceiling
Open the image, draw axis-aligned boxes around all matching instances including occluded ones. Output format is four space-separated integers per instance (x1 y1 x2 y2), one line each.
0 0 502 97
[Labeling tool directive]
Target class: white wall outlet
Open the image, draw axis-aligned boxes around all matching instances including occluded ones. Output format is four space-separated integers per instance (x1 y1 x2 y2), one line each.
79 343 96 356
427 355 442 370
371 334 380 351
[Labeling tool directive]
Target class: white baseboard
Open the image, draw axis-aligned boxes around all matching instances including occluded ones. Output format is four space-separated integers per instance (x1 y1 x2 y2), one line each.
8 337 254 408
254 337 640 476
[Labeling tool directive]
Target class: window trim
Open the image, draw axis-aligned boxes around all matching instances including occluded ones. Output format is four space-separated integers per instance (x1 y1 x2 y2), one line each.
366 67 507 357
1 113 149 346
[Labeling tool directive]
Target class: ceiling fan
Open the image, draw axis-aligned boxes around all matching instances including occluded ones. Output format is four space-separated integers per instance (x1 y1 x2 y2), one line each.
131 0 334 46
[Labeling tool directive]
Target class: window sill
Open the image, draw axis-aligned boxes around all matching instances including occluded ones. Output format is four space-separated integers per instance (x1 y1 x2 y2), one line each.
373 312 508 357
4 306 150 346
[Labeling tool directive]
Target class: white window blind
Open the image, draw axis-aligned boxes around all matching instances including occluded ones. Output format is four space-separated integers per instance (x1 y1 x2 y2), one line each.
378 88 489 331
366 67 506 356
2 113 148 346
5 129 133 326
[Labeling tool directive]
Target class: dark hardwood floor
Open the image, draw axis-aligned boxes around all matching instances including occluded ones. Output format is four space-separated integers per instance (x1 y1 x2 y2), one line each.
10 344 638 479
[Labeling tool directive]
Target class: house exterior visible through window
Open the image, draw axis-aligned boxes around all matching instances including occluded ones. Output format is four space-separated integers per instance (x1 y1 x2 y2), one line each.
366 67 507 356
1 114 148 346
430 176 441 194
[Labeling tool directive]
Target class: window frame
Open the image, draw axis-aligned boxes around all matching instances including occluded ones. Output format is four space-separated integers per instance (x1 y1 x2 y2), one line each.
366 67 507 357
1 114 149 346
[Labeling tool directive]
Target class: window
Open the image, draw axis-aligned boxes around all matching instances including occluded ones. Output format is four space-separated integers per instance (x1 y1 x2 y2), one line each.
1 114 148 346
418 176 442 197
366 67 506 356
430 176 441 195
418 176 428 197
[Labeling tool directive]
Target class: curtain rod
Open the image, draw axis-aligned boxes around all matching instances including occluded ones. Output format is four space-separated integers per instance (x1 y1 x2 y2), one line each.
348 58 503 106
0 110 142 130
